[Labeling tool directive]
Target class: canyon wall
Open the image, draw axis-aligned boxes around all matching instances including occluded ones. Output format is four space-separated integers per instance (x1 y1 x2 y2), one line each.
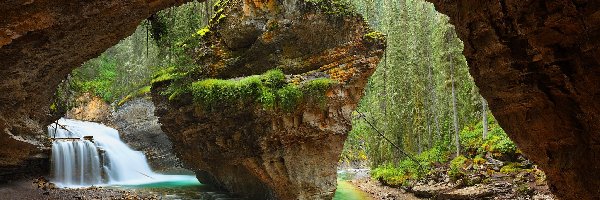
0 0 190 176
427 1 600 199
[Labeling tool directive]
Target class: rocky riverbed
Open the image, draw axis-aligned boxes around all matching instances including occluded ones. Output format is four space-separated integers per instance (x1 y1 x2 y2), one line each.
0 177 241 200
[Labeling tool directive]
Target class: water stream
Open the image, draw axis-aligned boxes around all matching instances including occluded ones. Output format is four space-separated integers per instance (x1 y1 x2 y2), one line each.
48 118 368 199
48 118 199 188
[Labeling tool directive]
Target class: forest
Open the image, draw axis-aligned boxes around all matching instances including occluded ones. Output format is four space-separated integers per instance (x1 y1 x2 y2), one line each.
47 0 553 199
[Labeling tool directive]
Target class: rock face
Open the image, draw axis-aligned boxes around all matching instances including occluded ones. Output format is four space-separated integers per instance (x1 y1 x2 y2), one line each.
64 94 186 172
426 1 600 199
111 98 186 172
0 0 188 177
65 93 112 123
151 0 385 199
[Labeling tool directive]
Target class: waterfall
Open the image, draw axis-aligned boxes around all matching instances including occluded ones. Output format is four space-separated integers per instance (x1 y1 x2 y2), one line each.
49 118 197 188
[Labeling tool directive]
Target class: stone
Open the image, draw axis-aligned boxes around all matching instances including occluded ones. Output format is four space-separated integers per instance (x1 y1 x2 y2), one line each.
151 0 385 199
0 0 190 178
427 1 600 199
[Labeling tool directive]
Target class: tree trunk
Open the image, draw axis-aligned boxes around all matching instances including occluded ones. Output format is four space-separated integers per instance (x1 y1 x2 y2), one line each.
449 31 460 157
482 96 488 140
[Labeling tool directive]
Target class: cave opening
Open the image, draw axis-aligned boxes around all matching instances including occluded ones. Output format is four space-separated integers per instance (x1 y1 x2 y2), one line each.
1 0 599 200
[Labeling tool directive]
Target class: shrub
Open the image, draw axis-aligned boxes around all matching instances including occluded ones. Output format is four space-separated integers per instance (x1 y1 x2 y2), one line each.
448 155 468 181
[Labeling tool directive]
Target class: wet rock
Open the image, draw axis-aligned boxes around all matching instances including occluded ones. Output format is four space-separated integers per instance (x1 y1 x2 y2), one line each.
111 98 187 172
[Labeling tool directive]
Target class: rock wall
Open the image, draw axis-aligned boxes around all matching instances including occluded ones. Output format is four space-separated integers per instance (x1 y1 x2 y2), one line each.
65 93 112 123
111 98 187 172
426 1 600 199
0 0 190 174
63 94 186 172
152 0 385 199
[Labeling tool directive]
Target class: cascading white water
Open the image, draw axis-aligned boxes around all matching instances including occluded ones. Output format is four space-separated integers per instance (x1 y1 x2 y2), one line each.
49 118 198 188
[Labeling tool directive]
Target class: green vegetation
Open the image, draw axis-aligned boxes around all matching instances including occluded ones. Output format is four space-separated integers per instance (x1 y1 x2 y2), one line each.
448 155 468 181
188 69 336 111
500 163 522 174
55 1 213 107
117 86 152 106
368 113 521 187
305 0 357 17
371 146 447 186
460 115 517 158
363 31 386 42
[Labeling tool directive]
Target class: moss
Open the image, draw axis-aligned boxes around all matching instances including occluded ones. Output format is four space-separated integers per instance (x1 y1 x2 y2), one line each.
261 69 286 88
277 85 303 111
364 31 385 41
305 0 356 17
117 85 151 106
473 156 486 165
193 26 211 38
500 163 522 174
302 78 336 95
213 0 229 12
187 69 335 112
211 0 229 25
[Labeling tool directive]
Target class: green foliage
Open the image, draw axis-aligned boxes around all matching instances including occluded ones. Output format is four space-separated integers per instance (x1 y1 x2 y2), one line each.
277 85 304 111
302 78 336 95
344 0 479 169
188 69 334 111
460 115 517 158
363 31 386 42
305 0 357 17
117 86 151 107
70 54 119 102
448 155 468 181
500 162 522 174
371 146 448 187
152 66 187 84
193 26 211 38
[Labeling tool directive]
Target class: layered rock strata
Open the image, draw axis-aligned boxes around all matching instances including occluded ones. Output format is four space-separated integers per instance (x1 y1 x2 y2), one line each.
152 0 385 199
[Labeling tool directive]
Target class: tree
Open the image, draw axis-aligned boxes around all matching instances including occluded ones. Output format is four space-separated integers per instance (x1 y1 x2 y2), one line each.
482 96 488 140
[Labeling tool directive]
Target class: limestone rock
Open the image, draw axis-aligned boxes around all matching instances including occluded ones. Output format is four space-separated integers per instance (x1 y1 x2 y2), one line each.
65 93 112 123
111 98 186 172
0 0 189 177
152 0 385 199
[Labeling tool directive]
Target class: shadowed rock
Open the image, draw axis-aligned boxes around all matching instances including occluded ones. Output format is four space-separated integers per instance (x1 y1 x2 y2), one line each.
427 1 600 199
0 0 192 175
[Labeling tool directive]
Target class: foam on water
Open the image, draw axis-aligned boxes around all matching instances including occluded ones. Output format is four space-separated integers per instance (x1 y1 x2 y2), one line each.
49 118 199 188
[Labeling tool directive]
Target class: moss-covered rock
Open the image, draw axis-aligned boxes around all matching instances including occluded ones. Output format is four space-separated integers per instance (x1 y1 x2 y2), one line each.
151 0 385 199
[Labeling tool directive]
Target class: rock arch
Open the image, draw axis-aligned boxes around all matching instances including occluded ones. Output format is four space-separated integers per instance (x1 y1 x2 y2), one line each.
1 0 599 199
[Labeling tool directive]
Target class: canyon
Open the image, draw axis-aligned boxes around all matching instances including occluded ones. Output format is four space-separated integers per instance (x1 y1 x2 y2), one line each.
1 0 599 199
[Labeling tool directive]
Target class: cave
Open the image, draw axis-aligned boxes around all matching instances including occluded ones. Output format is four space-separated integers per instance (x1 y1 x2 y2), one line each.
1 0 599 200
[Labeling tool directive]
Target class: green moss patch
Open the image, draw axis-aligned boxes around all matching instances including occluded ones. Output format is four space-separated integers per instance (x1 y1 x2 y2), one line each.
448 155 469 181
305 0 356 17
364 31 385 42
117 85 151 107
189 69 336 112
152 66 186 84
